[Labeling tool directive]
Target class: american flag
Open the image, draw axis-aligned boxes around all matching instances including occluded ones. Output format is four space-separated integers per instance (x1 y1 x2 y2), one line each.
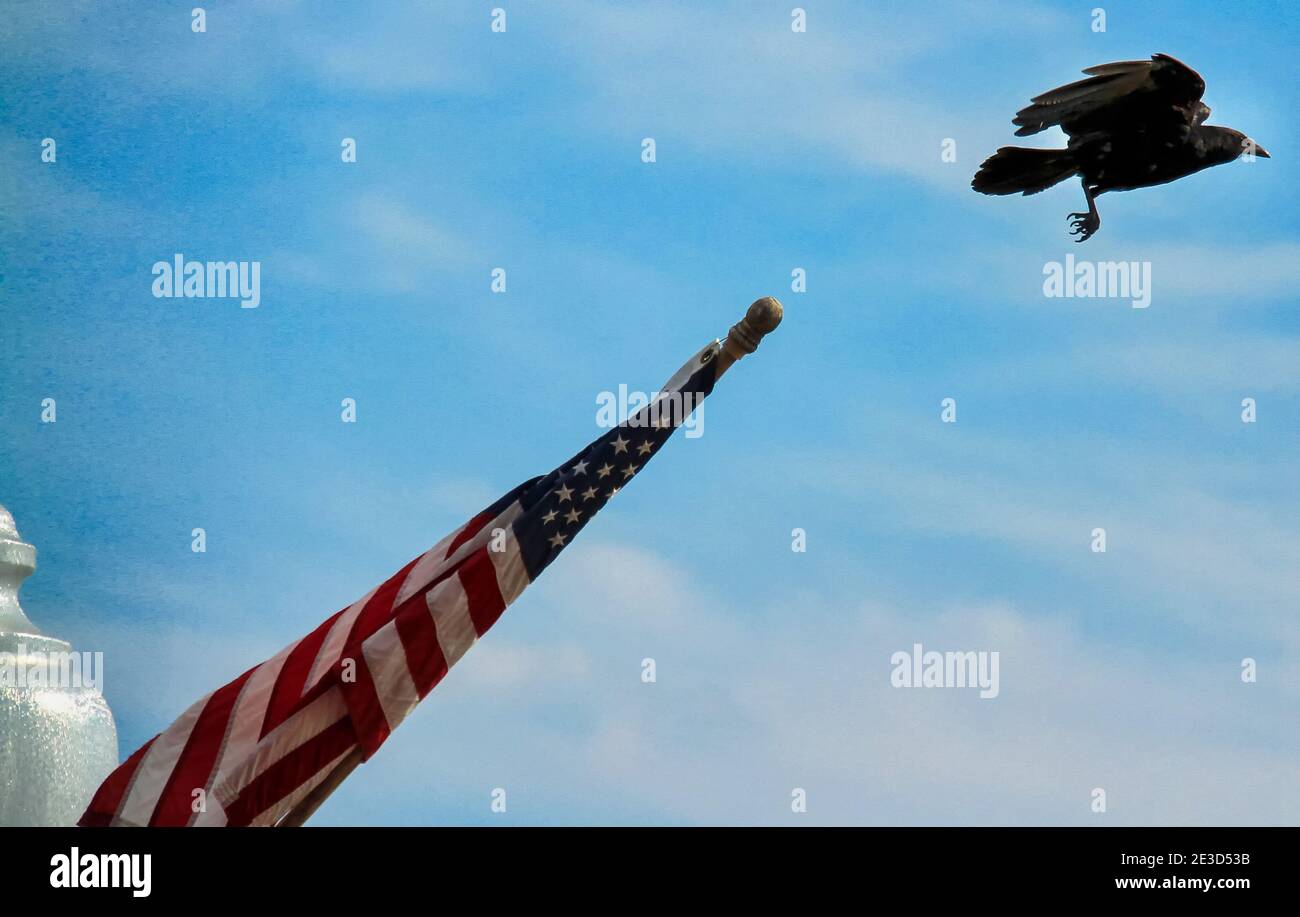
80 341 721 827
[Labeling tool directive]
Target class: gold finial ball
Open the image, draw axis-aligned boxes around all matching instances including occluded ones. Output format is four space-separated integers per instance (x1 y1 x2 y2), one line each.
746 296 784 334
725 296 784 356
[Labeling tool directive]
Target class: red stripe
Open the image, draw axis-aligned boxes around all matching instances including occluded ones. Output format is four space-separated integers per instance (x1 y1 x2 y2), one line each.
222 718 358 827
260 553 421 740
339 645 389 759
446 510 492 557
344 556 423 660
84 514 511 826
148 669 255 826
259 609 344 739
77 735 157 827
329 556 425 757
461 548 508 636
394 590 449 699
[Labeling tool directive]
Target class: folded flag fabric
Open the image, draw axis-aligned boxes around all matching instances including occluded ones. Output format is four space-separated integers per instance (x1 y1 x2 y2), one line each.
79 341 722 827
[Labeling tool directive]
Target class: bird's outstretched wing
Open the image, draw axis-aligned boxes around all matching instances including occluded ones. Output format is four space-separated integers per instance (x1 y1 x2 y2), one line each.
1011 53 1206 137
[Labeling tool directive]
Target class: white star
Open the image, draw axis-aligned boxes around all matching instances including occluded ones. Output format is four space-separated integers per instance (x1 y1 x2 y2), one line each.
621 463 639 480
549 532 567 548
607 487 620 499
611 434 629 454
556 484 574 502
636 440 653 456
564 508 581 524
581 486 598 501
571 459 589 475
542 509 558 524
596 463 614 479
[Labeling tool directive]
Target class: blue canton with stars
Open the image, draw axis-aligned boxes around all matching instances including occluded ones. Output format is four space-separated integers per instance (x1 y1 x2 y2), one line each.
499 355 719 581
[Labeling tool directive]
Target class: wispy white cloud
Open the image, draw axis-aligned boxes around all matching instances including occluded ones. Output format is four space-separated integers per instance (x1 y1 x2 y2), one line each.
452 641 592 695
1 0 486 100
352 193 476 284
274 3 488 94
1027 336 1300 394
309 542 1300 826
1142 241 1300 301
777 419 1300 654
543 1 1064 191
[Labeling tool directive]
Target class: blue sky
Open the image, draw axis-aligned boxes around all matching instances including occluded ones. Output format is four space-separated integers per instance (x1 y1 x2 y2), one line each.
2 0 1298 825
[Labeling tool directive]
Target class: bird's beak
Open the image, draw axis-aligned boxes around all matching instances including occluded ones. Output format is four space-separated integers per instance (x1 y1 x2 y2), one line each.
1253 143 1271 158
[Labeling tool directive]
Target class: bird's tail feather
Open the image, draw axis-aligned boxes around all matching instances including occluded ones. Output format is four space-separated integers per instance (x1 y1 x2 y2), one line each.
971 147 1076 196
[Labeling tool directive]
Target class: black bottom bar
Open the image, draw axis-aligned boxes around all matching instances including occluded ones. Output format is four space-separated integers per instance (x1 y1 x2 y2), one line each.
10 826 1289 902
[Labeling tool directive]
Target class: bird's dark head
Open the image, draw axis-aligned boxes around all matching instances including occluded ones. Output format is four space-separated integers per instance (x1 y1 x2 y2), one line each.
1206 127 1270 161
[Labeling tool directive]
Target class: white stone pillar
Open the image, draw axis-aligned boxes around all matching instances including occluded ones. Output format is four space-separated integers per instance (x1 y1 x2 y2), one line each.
0 505 118 826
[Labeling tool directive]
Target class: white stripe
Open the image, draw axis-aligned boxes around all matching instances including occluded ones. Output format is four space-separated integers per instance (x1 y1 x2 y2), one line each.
488 525 530 606
212 685 349 807
393 528 462 608
429 573 476 668
391 500 524 613
208 501 528 815
116 691 212 827
194 640 297 822
429 501 525 595
306 503 521 691
658 340 719 394
362 620 421 733
305 586 378 690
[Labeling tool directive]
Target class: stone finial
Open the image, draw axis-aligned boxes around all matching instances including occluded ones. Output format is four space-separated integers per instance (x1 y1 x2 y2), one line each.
0 506 18 540
0 502 119 826
0 504 40 636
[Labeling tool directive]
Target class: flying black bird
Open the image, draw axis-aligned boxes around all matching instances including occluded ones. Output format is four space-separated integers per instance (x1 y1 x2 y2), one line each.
972 54 1269 241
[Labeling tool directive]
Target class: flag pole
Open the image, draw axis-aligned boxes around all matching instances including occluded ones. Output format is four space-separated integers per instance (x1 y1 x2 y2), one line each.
275 747 364 827
275 296 783 827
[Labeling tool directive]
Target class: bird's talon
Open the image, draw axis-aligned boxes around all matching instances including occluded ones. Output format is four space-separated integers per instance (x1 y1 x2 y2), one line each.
1066 211 1098 242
